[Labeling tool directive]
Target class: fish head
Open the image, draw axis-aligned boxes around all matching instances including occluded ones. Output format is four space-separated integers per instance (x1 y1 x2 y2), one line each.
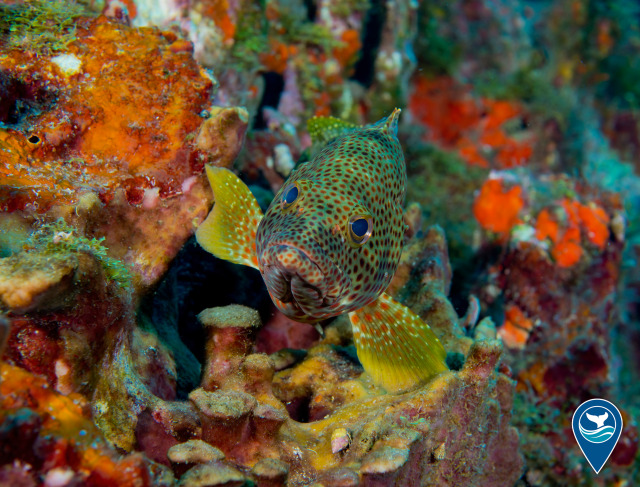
256 177 360 323
256 114 405 323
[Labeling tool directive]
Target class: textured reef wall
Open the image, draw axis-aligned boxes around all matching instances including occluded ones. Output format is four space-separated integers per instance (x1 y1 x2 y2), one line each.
1 0 639 486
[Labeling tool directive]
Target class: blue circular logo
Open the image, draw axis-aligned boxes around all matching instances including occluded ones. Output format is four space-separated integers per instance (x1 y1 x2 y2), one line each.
572 398 624 474
578 405 616 444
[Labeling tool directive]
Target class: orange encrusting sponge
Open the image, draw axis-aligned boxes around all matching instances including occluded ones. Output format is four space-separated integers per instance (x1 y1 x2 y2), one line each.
498 304 535 349
534 199 610 268
473 179 525 235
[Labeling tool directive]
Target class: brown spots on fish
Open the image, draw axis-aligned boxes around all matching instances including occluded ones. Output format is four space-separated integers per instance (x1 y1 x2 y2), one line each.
255 110 406 322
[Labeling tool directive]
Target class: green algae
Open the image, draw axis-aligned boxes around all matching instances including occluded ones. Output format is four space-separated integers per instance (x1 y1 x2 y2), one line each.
282 22 340 51
28 219 131 289
91 333 152 451
398 415 428 428
474 68 573 121
0 0 92 55
0 215 30 258
227 2 269 71
329 0 369 17
227 0 353 76
405 143 486 268
415 2 461 76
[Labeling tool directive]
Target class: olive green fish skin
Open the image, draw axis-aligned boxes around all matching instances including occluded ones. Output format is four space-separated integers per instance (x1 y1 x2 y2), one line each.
256 116 406 323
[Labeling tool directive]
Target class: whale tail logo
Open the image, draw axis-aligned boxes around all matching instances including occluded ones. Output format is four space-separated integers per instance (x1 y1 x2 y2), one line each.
572 399 623 474
586 412 608 428
579 409 614 444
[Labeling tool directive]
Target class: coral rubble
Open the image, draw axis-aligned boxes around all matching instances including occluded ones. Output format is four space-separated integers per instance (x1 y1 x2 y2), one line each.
0 362 175 486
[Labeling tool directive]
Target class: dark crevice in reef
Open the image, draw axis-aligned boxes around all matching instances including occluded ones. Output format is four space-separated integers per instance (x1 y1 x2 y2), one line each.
303 0 317 22
446 351 466 371
334 344 359 365
350 0 386 88
0 71 55 130
138 237 272 398
284 395 311 423
253 71 285 130
450 243 503 312
449 266 472 319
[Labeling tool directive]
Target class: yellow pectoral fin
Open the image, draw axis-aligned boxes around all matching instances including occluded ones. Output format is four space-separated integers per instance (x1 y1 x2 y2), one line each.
196 165 263 270
349 293 448 393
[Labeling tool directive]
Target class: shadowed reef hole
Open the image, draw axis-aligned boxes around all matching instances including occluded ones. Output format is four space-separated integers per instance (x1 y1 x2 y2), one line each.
138 238 273 399
0 71 55 129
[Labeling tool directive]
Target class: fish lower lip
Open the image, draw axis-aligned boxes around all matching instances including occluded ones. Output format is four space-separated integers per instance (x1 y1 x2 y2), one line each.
263 264 292 302
290 275 324 314
261 245 329 304
262 264 328 315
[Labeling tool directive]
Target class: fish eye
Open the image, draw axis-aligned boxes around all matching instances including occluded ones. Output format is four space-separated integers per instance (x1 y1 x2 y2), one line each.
348 214 373 246
281 183 300 209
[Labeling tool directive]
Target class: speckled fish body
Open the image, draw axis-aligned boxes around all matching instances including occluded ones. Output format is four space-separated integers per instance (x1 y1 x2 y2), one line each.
256 113 405 323
196 110 448 393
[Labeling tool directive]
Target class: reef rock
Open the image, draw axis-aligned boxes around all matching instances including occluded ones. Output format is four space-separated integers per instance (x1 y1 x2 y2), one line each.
0 14 248 290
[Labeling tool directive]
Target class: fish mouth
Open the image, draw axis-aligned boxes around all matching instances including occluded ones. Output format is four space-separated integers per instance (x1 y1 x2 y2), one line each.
260 240 347 320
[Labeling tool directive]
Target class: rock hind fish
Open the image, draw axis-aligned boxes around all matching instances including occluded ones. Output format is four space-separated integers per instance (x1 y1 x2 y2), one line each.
196 109 448 393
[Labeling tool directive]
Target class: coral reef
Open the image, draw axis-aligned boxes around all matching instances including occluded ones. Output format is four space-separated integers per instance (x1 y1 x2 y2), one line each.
1 0 640 486
0 12 248 290
93 230 522 486
0 362 175 486
0 0 89 54
403 2 640 484
0 211 524 486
